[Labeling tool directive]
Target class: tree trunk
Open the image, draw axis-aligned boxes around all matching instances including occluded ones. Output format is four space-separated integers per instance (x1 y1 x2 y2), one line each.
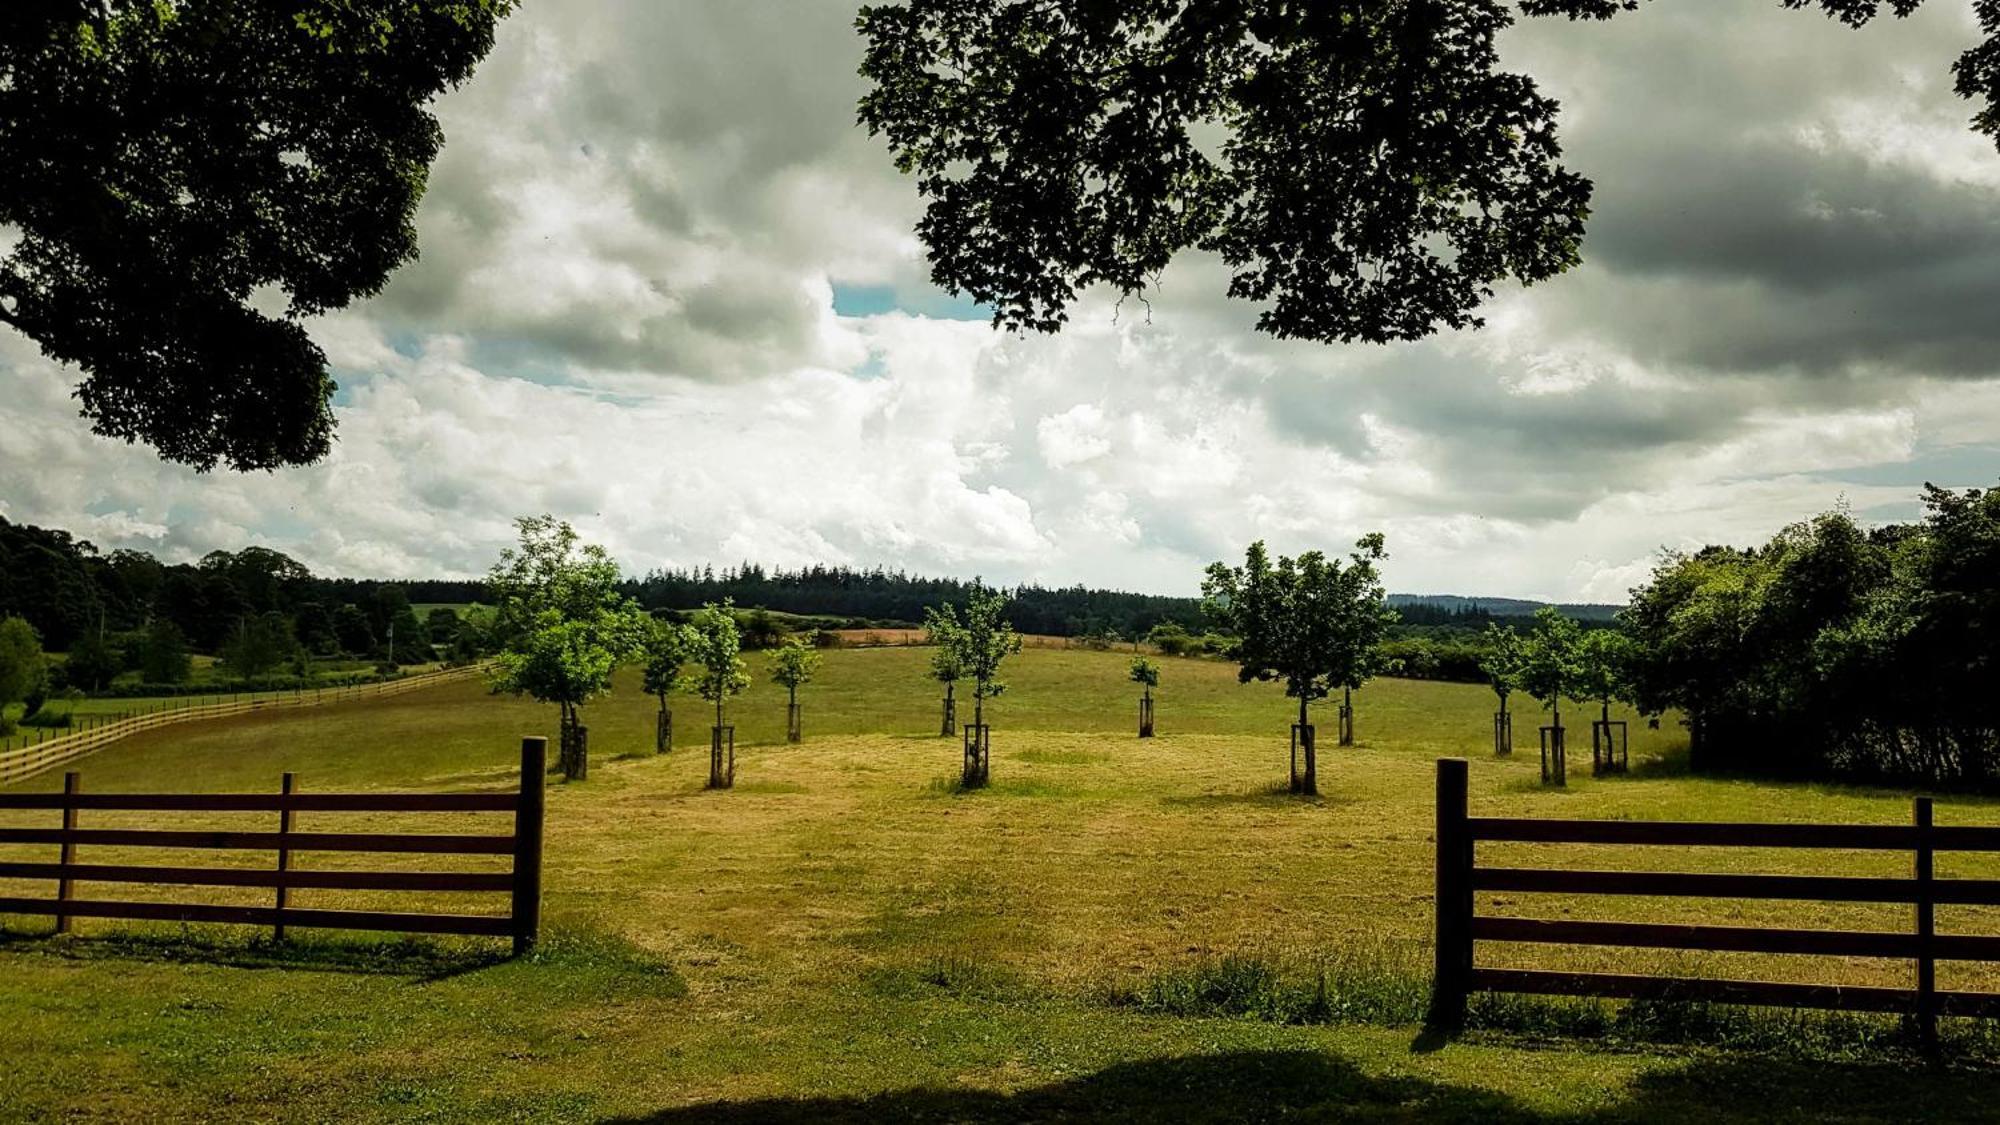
655 696 669 753
1297 694 1316 796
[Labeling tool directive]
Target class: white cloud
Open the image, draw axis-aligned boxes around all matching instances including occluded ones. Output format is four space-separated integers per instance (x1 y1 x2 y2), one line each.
5 0 2000 604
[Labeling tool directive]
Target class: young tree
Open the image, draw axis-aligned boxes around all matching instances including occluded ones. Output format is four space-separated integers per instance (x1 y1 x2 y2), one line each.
1575 628 1637 774
1130 655 1160 738
923 603 966 735
0 616 47 731
0 1 519 470
769 633 824 743
1201 535 1388 796
1521 608 1585 784
488 516 647 781
949 583 1022 787
685 602 751 788
1331 542 1394 748
641 618 695 754
1479 623 1526 756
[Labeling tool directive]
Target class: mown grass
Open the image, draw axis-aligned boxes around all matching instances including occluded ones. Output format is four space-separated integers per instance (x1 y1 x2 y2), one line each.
3 646 2000 1121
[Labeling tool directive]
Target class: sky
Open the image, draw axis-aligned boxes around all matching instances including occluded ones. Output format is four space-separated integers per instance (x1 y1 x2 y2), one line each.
4 1 2000 603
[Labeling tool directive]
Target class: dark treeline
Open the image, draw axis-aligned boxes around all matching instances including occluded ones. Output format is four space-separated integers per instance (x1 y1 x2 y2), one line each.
1625 484 2000 787
627 563 1210 639
0 519 485 688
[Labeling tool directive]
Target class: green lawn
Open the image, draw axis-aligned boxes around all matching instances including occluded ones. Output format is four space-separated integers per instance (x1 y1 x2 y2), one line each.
1 647 1997 1122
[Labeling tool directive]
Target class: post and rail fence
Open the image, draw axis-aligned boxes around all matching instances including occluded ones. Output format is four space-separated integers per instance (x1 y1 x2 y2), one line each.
1431 756 2000 1041
0 664 490 787
0 737 545 954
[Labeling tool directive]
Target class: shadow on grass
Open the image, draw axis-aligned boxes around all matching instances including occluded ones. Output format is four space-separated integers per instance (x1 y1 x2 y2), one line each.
609 1047 2000 1123
1159 781 1355 809
607 1049 1530 1123
0 924 507 980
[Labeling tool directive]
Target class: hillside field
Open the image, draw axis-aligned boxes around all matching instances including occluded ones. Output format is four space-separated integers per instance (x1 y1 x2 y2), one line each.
2 647 1998 1122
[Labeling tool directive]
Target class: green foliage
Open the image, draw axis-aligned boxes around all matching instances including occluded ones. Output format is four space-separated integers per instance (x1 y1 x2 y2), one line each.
62 628 120 692
218 612 298 680
331 604 376 656
1129 656 1160 691
640 618 696 702
1574 628 1636 716
857 1 1589 346
0 615 47 712
922 604 965 685
684 601 751 711
739 607 786 650
950 583 1022 704
0 0 519 469
859 0 2000 354
487 517 647 722
1520 607 1584 720
1147 622 1196 657
1626 486 2000 782
1478 623 1526 708
1200 536 1393 716
131 619 192 684
768 633 824 695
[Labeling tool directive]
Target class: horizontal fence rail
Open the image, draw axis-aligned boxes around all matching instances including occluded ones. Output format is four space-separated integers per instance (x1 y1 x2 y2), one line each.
0 664 491 786
1430 756 2000 1042
0 737 546 953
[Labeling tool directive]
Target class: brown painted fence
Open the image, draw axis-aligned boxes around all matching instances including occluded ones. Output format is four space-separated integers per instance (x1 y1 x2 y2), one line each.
0 664 490 786
1431 757 2000 1040
0 737 546 954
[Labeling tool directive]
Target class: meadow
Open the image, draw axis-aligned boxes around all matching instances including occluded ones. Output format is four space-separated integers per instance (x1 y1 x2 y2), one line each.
2 646 1998 1122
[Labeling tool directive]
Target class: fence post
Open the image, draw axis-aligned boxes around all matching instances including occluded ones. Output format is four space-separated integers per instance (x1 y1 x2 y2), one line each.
275 772 296 942
1431 757 1472 1030
1915 795 1936 1051
512 737 547 956
56 771 80 935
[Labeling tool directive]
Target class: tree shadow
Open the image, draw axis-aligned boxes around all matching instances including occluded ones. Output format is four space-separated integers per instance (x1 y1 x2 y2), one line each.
610 1045 2000 1123
0 925 508 981
1159 782 1357 809
1610 1052 2000 1122
605 1049 1533 1123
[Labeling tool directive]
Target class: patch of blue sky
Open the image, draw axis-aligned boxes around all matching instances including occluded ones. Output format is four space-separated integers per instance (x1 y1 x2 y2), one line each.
1822 443 2000 491
831 281 990 322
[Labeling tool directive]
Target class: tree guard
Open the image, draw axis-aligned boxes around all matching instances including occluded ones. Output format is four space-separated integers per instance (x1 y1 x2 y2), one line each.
940 692 956 737
1337 699 1355 747
1493 710 1513 757
656 708 673 754
709 726 735 789
561 724 589 782
787 702 803 744
1290 723 1318 795
1592 719 1629 776
1138 695 1154 738
1540 725 1567 787
961 723 991 788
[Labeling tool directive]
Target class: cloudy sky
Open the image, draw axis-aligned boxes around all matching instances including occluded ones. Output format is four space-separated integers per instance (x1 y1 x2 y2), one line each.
5 2 2000 602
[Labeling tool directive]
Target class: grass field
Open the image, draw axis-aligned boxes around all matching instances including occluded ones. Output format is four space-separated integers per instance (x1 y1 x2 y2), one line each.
3 647 1999 1122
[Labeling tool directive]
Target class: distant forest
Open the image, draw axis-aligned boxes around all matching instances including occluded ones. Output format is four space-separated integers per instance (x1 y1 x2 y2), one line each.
0 517 1619 655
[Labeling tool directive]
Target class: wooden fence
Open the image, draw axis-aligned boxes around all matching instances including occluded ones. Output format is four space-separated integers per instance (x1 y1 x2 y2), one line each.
0 664 489 787
0 737 545 954
1431 756 2000 1040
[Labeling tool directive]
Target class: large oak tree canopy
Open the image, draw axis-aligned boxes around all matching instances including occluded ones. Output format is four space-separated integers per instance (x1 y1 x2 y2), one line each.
0 0 514 471
858 0 2000 346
